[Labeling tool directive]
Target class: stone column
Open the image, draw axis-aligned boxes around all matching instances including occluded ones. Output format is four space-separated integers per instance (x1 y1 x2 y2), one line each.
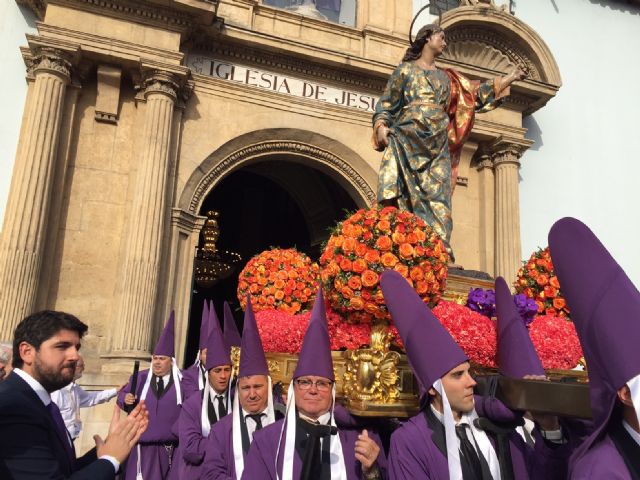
493 145 526 284
0 48 73 338
109 70 184 359
476 154 495 276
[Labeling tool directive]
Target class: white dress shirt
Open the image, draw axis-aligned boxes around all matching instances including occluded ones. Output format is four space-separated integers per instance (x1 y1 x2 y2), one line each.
623 420 640 447
51 382 117 439
243 406 270 440
13 368 119 473
211 390 228 420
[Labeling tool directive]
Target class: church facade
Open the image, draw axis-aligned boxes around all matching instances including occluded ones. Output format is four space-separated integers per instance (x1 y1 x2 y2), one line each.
0 0 560 394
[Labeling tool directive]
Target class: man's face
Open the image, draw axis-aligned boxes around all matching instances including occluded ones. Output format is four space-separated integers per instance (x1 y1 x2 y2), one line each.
19 329 80 392
151 355 172 376
199 348 207 366
294 375 333 420
440 361 476 417
237 375 269 414
208 364 232 395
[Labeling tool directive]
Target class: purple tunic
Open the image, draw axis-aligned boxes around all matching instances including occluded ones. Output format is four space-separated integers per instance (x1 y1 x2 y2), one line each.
181 363 204 400
241 418 388 480
570 434 632 479
202 412 236 480
117 369 182 480
388 411 570 480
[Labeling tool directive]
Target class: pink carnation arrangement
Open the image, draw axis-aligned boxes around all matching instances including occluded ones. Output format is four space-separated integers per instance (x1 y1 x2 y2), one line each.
528 314 583 370
255 307 372 354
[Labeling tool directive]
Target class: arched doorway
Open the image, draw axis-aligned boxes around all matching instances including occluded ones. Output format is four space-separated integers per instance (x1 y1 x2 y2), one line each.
183 159 358 365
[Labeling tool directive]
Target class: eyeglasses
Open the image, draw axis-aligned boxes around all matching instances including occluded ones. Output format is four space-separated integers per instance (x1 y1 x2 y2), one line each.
294 378 334 392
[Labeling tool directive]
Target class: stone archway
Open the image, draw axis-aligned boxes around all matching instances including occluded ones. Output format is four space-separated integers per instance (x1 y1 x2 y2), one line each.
166 129 377 362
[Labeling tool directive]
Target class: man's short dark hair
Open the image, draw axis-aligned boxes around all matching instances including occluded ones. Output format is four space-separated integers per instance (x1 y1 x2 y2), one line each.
12 311 88 368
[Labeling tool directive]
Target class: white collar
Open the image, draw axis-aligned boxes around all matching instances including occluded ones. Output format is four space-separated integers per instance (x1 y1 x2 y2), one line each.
430 403 473 426
623 420 640 447
14 368 52 406
299 410 332 425
242 406 269 418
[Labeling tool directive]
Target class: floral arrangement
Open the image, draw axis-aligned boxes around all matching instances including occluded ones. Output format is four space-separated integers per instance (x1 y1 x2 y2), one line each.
432 301 498 368
528 315 583 370
237 248 320 314
389 301 498 367
466 288 538 325
515 247 570 318
319 206 449 324
255 308 371 353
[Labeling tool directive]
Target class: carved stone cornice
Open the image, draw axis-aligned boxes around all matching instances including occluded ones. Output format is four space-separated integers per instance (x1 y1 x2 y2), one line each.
190 141 376 213
26 47 73 80
18 0 206 30
190 40 387 94
444 25 541 81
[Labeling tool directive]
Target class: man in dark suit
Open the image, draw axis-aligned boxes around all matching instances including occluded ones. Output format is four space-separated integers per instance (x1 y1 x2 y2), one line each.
0 310 149 479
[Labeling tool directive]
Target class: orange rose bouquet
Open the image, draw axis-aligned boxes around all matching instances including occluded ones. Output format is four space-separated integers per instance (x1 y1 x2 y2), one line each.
237 248 320 314
515 246 570 318
319 206 449 324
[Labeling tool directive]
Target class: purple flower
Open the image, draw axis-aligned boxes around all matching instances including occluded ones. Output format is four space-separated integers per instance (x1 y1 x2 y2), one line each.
466 288 496 318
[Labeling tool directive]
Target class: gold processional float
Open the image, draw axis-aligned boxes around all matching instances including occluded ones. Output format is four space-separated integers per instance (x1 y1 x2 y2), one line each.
197 210 592 420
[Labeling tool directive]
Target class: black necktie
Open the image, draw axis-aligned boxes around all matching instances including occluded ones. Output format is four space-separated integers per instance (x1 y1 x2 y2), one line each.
246 413 264 430
47 402 76 465
297 417 336 480
456 424 483 480
157 376 165 396
217 395 227 418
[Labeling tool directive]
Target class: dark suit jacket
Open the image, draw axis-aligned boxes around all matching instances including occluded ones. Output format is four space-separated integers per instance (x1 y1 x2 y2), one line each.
0 371 116 480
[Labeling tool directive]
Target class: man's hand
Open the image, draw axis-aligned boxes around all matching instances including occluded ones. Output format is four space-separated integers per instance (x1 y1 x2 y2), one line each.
375 125 392 149
95 401 149 464
124 393 136 405
355 429 380 472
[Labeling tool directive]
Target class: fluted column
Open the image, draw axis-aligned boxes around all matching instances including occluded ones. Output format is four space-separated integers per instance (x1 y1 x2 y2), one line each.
109 71 182 358
493 146 525 284
0 48 73 338
476 154 495 276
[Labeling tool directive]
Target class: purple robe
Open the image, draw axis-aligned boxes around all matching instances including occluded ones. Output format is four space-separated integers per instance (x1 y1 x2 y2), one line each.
202 412 236 480
181 363 205 400
388 409 570 480
174 387 233 479
241 418 388 480
117 369 182 480
570 434 632 479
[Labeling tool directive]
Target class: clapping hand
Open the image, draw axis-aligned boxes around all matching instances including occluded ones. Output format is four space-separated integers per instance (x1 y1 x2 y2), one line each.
95 400 149 463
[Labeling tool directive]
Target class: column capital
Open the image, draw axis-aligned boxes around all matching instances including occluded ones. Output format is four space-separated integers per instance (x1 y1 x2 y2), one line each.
23 36 82 81
26 47 73 79
475 153 494 172
479 137 533 169
171 208 206 234
135 61 192 103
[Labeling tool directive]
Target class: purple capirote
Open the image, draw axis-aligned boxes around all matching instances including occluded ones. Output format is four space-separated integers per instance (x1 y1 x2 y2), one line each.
238 296 269 377
495 276 545 378
224 301 242 348
153 310 176 357
292 287 334 381
380 270 467 389
549 217 640 474
205 305 231 370
199 300 210 350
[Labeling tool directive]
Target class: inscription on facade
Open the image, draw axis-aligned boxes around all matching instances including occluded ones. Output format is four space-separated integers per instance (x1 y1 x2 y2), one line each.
187 55 379 113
